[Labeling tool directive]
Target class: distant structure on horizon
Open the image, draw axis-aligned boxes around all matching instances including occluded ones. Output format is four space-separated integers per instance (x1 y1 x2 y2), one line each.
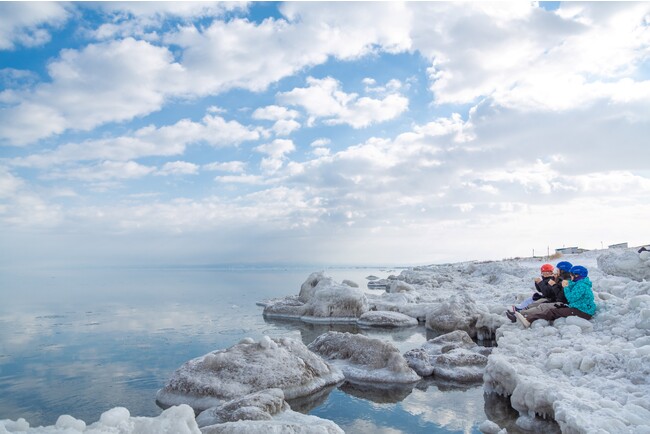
555 246 588 255
608 242 628 249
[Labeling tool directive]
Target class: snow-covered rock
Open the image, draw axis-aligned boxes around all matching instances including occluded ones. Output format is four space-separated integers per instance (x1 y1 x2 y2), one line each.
0 405 201 434
403 330 490 382
196 388 344 434
387 280 416 293
597 248 650 281
357 310 418 328
156 336 344 411
485 262 650 433
425 293 483 338
308 331 420 384
264 272 368 323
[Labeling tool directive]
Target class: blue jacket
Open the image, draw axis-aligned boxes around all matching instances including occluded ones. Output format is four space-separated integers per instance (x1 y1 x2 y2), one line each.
564 277 596 316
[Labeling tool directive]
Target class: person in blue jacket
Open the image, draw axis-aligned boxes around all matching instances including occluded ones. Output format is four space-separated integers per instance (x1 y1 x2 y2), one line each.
514 265 596 328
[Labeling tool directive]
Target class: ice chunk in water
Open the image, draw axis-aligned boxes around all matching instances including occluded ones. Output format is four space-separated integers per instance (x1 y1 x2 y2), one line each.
308 331 420 384
156 336 344 411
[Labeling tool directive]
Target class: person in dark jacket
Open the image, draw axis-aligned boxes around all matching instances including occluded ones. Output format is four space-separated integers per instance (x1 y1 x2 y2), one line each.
505 261 572 323
546 261 572 305
514 265 596 328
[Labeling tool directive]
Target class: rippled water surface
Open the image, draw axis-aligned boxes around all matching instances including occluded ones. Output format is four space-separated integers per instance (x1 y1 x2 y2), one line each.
0 266 512 432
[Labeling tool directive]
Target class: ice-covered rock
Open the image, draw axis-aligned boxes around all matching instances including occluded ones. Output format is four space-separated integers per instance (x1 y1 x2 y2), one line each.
196 388 285 426
0 405 201 434
597 249 650 281
196 388 344 433
388 280 416 293
403 330 490 382
425 293 483 338
357 310 418 328
308 331 420 384
485 268 650 433
156 336 344 411
264 272 368 323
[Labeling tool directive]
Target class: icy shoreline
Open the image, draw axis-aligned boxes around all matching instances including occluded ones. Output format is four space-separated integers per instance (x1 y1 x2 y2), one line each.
2 248 648 433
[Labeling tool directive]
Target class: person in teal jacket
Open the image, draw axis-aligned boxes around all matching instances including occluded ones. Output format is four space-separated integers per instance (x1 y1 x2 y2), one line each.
514 265 596 328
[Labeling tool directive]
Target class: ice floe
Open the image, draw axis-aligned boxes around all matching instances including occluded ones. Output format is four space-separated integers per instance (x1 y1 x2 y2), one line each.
196 388 343 434
308 331 421 384
263 272 369 323
357 310 418 328
404 330 491 382
156 336 344 412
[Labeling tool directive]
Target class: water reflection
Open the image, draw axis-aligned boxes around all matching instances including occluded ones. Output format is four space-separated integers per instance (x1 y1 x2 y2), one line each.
483 392 561 434
339 380 416 404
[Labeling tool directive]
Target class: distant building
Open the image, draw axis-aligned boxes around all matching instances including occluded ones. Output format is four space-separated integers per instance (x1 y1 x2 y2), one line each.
555 247 588 254
608 242 628 249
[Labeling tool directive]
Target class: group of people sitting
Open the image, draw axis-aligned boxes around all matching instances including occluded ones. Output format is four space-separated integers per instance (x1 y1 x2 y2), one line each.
505 261 596 328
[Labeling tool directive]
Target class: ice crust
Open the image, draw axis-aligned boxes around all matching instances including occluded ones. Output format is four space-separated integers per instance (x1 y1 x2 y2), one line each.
404 330 491 382
156 336 344 411
263 272 369 323
0 405 201 434
357 310 418 328
597 248 650 281
484 249 650 433
196 388 344 434
308 331 421 384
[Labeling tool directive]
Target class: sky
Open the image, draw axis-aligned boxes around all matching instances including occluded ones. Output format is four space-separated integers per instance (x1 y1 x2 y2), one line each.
1 1 649 268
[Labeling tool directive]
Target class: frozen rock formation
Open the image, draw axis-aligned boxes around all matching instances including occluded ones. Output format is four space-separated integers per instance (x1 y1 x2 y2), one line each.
597 248 650 281
425 293 483 337
308 331 420 384
404 330 491 382
357 310 418 328
485 254 650 433
196 388 344 434
264 272 368 323
0 405 201 434
156 336 344 411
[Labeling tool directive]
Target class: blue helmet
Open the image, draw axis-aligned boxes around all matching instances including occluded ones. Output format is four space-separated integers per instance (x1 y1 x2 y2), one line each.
556 261 573 272
569 265 588 277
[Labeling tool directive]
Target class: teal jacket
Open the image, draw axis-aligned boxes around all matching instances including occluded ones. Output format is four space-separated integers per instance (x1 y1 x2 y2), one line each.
564 277 596 316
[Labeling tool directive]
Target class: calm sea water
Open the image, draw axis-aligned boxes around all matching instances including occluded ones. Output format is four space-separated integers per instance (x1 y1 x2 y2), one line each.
0 266 519 433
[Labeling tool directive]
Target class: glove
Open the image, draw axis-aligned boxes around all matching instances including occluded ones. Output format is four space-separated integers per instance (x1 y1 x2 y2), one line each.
554 303 567 308
532 293 542 301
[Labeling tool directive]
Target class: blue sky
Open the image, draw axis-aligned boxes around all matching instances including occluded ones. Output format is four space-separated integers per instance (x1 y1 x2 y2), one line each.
1 2 649 268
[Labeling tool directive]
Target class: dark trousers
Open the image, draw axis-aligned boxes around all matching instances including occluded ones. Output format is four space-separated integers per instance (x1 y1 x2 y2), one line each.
524 307 592 323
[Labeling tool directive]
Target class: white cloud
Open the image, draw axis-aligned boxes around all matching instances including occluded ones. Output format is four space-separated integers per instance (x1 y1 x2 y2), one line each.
271 119 301 136
408 2 650 111
0 2 69 50
278 77 409 128
252 105 300 121
11 114 259 168
215 174 265 185
85 2 248 41
157 161 199 176
47 161 155 182
203 161 247 173
255 139 296 175
0 38 185 146
255 139 296 159
252 105 302 136
309 139 330 148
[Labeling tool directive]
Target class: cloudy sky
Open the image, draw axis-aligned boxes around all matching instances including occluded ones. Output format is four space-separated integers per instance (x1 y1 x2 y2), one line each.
1 1 649 268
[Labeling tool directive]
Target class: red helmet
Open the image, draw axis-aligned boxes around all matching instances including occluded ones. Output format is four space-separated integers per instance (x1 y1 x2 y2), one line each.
540 263 554 273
